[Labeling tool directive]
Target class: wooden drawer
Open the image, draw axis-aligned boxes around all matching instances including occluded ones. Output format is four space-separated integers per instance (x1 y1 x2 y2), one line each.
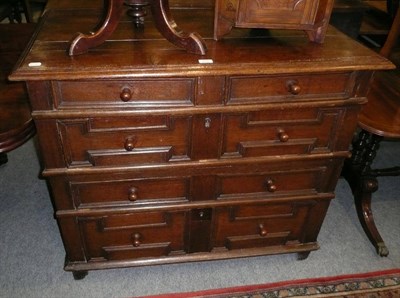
50 159 338 210
227 73 352 104
212 200 327 250
52 79 195 108
56 115 192 167
69 177 190 208
216 162 337 200
78 211 187 262
48 105 357 168
222 105 358 158
42 104 358 169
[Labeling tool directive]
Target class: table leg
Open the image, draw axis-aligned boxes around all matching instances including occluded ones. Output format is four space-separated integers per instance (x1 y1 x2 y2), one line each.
150 0 207 55
354 176 389 256
68 0 207 56
68 0 125 56
342 130 389 256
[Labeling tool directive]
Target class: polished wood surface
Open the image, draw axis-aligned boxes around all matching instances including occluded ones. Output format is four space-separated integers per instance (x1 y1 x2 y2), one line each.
359 70 400 137
10 10 393 80
342 6 400 257
0 24 36 165
9 5 394 278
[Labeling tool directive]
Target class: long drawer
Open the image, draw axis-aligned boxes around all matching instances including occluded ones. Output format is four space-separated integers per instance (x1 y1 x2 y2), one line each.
48 73 353 110
48 158 342 210
36 104 358 168
60 198 330 265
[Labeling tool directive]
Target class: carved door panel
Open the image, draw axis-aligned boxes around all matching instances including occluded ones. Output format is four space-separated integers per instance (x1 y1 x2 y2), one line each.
237 0 320 26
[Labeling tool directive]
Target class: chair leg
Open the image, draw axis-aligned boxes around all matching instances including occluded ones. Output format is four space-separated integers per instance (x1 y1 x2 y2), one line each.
342 130 389 256
22 0 33 23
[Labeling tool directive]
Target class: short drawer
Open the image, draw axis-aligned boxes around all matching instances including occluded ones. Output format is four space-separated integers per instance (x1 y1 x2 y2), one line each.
221 105 358 158
56 115 192 167
52 78 195 108
216 163 333 200
78 210 187 262
69 177 190 208
227 73 352 104
212 200 328 250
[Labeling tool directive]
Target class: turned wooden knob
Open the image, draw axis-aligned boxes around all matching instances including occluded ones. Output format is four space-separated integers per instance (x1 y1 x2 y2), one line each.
128 187 138 201
132 233 142 247
266 179 277 192
120 88 132 102
277 129 289 142
124 137 136 151
287 80 301 95
259 223 267 237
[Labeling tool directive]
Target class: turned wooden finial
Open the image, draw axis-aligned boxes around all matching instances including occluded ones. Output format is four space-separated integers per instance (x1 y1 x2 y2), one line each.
125 0 150 27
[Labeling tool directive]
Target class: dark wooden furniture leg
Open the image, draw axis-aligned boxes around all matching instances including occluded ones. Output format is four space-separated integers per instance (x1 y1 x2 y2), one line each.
297 251 311 260
0 152 8 166
69 0 206 56
72 270 88 280
342 130 389 256
22 0 32 23
69 0 125 56
150 0 206 55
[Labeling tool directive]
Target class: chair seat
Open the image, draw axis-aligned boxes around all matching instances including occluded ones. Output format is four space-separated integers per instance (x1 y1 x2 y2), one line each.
358 70 400 138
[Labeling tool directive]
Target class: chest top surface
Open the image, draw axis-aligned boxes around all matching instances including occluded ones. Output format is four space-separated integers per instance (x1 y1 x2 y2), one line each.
10 7 393 81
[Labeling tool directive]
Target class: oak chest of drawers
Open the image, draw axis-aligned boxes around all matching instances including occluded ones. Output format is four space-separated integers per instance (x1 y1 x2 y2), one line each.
9 6 393 279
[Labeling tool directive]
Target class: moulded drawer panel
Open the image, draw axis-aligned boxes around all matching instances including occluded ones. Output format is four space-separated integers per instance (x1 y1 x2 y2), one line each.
216 166 327 200
212 201 318 250
237 0 320 26
53 79 195 108
70 177 190 208
78 211 187 262
56 115 192 167
221 106 348 158
227 73 351 104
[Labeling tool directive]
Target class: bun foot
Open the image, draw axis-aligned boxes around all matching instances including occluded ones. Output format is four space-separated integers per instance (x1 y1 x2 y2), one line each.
0 153 8 166
297 251 311 260
72 270 88 280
